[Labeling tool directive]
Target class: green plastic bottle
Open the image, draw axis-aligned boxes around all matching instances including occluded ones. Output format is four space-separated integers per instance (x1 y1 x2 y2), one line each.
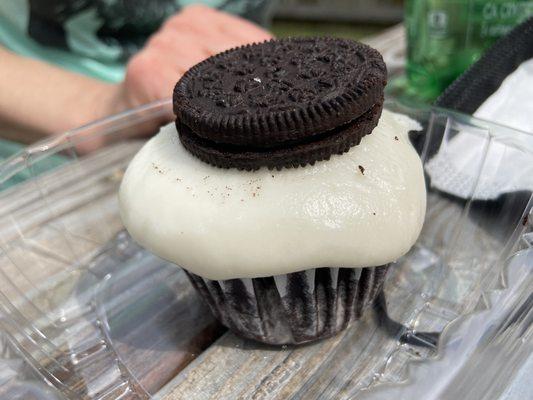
406 0 533 102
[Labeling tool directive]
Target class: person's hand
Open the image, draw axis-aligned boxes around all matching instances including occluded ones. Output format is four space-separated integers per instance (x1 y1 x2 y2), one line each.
110 4 273 122
78 5 272 153
0 5 272 154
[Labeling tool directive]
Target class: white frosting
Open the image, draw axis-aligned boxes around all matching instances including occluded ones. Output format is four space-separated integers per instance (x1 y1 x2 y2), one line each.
119 110 426 280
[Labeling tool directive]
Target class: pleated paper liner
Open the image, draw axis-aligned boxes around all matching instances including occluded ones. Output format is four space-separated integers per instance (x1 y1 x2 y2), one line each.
186 265 389 345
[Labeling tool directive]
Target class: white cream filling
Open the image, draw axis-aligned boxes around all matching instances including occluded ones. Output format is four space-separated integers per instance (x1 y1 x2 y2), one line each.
119 110 426 280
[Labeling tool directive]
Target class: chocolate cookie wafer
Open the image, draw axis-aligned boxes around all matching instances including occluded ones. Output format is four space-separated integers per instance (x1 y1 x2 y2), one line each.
178 103 383 171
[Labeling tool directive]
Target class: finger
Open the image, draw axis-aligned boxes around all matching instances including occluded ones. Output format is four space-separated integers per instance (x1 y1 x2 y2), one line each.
147 30 211 72
201 34 250 55
165 6 272 48
147 57 181 99
162 11 238 55
210 11 273 43
222 20 273 44
127 50 181 102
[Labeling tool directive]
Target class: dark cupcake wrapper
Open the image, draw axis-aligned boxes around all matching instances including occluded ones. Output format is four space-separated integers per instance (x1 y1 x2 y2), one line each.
185 265 389 345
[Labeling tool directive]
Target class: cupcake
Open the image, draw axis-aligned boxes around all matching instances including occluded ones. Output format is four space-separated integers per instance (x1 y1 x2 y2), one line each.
119 38 426 345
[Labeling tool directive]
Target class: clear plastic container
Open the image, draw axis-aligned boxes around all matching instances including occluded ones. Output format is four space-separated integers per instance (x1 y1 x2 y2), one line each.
0 99 531 400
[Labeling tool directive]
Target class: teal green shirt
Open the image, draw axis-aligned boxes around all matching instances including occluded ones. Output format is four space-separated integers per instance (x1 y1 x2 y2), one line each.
0 0 273 82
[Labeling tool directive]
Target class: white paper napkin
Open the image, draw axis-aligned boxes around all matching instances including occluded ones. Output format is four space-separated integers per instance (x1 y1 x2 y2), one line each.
426 58 533 200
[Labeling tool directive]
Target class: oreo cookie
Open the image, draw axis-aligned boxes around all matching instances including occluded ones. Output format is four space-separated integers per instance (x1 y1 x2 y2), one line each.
173 37 386 170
